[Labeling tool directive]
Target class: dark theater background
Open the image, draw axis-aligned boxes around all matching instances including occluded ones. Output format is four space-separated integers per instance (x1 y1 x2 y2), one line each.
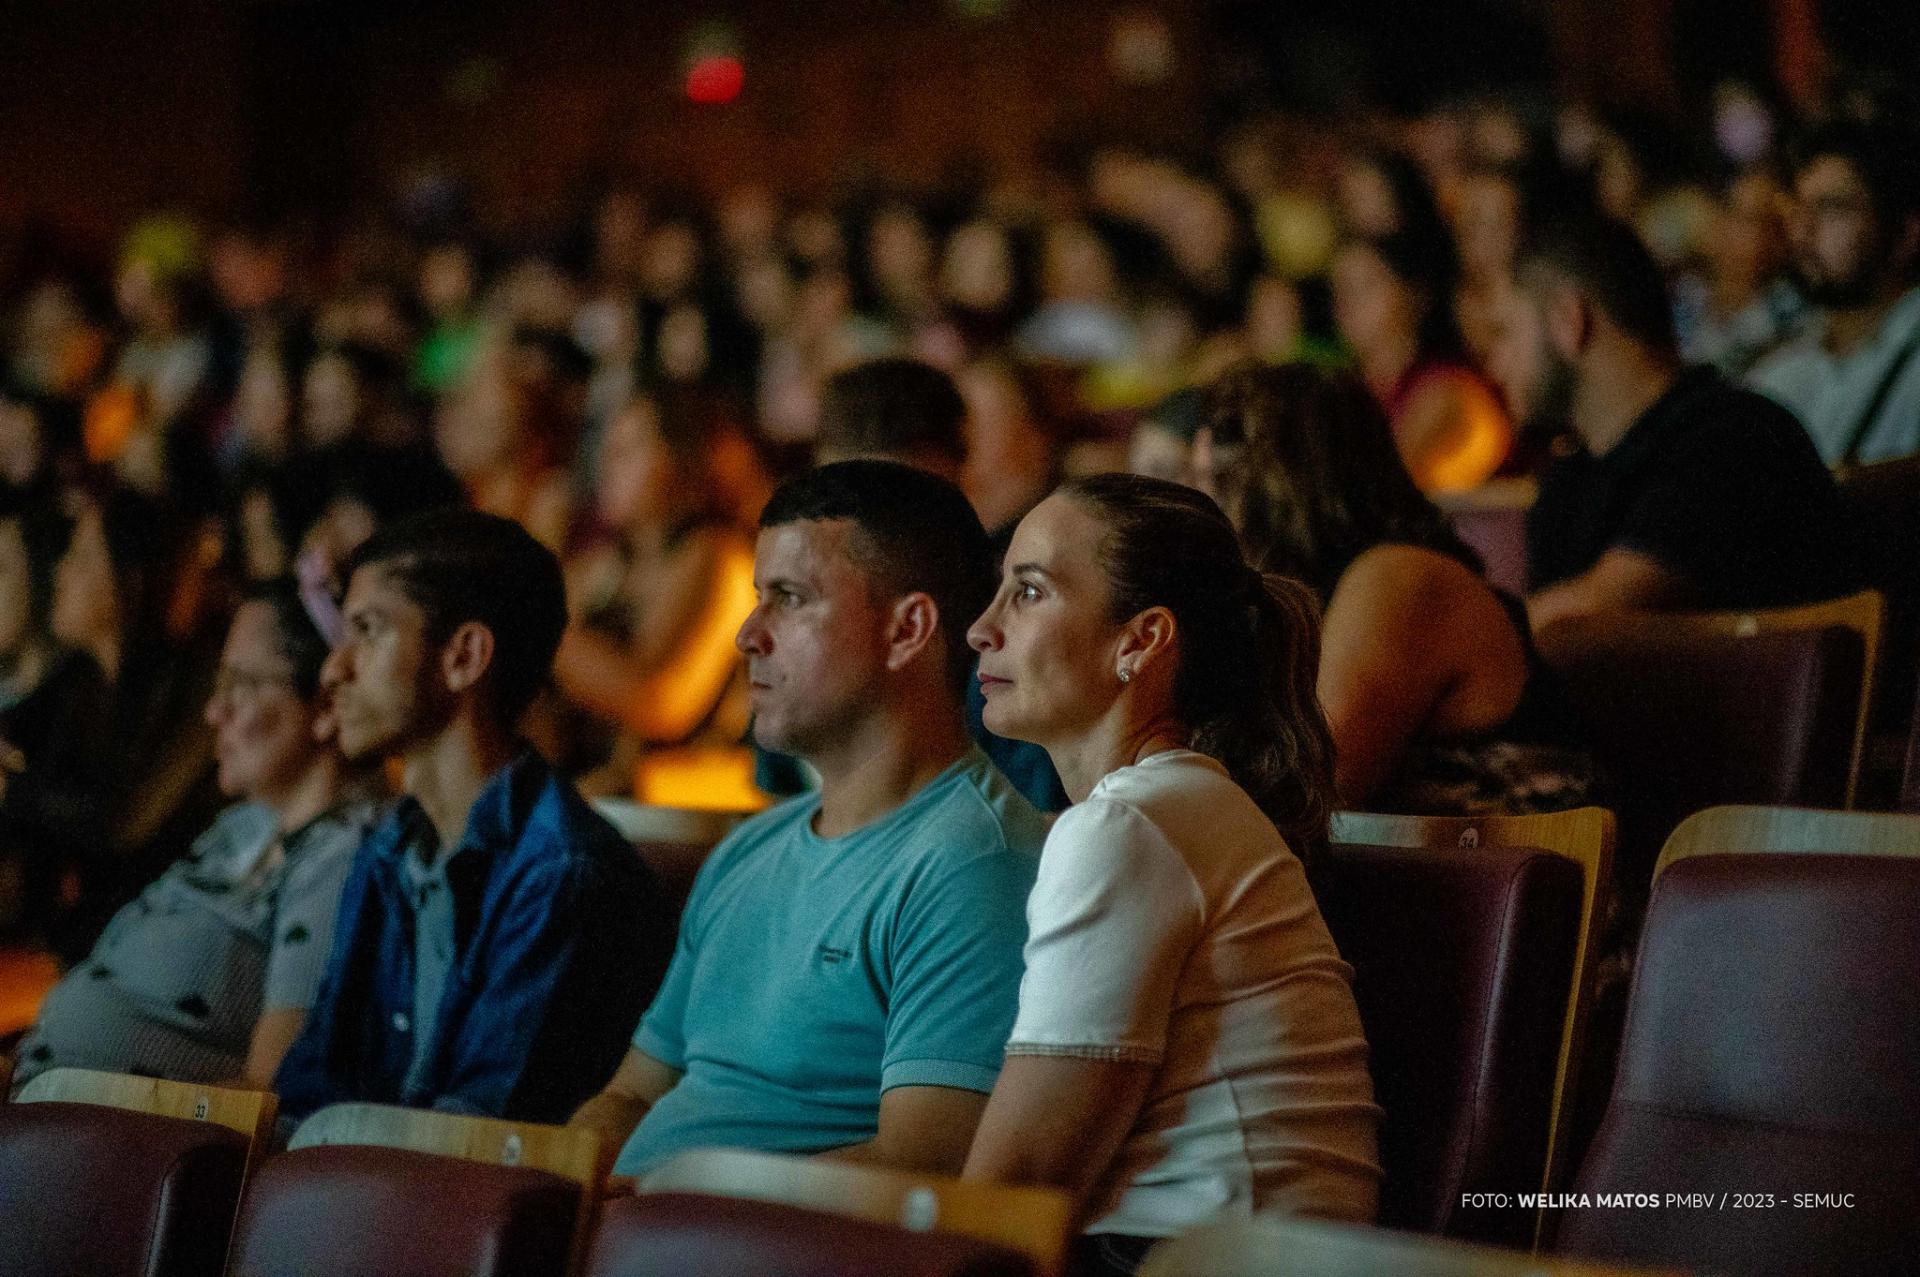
3 3 1919 1277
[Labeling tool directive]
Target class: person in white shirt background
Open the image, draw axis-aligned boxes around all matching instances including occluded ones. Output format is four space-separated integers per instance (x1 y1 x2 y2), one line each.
962 472 1382 1277
1747 119 1920 468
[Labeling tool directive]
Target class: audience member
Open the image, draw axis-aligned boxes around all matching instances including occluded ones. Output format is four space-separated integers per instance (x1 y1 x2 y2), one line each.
1015 221 1137 367
814 357 968 482
1748 120 1920 465
1672 166 1804 378
1201 361 1594 813
957 361 1058 539
274 510 672 1123
963 474 1380 1272
300 341 417 453
1492 216 1857 640
551 388 757 800
12 579 383 1090
1336 147 1446 241
0 382 79 494
99 227 217 497
51 485 227 948
1126 386 1204 486
431 346 574 552
571 461 1044 1179
1331 228 1512 491
0 491 110 938
807 357 1067 811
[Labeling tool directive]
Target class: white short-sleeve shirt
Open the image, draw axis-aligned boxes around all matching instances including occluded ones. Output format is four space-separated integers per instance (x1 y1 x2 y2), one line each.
1007 750 1381 1237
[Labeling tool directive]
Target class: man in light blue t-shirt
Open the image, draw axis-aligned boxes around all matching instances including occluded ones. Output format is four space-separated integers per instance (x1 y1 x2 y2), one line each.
572 461 1045 1180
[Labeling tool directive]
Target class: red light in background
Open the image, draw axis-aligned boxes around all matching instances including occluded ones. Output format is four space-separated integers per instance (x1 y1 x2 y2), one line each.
685 55 744 104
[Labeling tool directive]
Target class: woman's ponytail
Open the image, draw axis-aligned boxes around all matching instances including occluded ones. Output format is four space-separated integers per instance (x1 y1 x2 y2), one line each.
1062 473 1337 862
1190 570 1334 863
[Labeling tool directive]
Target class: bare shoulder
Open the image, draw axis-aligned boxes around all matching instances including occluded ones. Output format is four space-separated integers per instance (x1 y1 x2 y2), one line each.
1334 543 1490 614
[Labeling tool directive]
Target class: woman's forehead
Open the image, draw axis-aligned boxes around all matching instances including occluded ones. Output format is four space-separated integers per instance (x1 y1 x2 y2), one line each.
1007 494 1104 575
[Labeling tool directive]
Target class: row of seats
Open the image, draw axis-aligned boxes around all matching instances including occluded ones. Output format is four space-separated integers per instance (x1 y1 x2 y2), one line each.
1454 450 1920 820
3 803 1915 1277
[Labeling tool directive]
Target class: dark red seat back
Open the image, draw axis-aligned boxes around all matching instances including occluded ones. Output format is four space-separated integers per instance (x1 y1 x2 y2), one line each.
1558 853 1920 1276
1314 843 1582 1248
1452 506 1530 597
0 1101 248 1277
1552 625 1864 888
225 1144 581 1277
586 1192 1035 1277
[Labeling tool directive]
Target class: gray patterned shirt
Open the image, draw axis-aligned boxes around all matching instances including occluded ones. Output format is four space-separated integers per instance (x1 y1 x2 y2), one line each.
13 793 384 1089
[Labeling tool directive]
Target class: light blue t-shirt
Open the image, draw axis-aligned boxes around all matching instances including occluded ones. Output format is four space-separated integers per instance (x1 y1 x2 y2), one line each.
614 747 1045 1175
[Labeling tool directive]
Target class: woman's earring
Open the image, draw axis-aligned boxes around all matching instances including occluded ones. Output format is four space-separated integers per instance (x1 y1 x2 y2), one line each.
1118 668 1132 684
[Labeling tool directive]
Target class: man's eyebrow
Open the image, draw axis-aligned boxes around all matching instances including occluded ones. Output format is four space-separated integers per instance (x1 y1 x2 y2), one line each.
1009 562 1052 580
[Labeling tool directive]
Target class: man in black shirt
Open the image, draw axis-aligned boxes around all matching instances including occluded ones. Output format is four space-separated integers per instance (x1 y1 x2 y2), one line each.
1489 215 1856 643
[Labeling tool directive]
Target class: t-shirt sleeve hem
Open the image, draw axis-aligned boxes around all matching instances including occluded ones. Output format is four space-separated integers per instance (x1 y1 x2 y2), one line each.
632 1022 686 1071
879 1058 1003 1094
1003 1040 1163 1064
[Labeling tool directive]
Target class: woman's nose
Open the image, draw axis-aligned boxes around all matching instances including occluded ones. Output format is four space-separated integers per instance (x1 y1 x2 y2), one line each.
967 604 1001 653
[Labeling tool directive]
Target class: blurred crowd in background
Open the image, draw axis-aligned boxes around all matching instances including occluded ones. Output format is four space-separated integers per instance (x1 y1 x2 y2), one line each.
0 40 1913 955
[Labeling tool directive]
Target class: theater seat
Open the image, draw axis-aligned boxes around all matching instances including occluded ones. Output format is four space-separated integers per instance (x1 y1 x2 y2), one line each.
225 1143 582 1277
586 1192 1035 1277
0 1101 248 1277
1313 839 1584 1248
1655 804 1920 875
1548 613 1869 892
1555 853 1920 1276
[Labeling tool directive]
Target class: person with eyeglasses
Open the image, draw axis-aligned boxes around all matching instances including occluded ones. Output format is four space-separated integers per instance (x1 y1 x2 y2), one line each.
1748 120 1920 468
8 579 387 1093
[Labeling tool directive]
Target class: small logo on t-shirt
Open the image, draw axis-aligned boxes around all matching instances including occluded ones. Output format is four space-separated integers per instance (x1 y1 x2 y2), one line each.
817 945 852 965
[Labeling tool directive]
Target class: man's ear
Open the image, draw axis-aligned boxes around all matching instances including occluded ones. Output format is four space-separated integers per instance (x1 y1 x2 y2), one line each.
882 591 941 675
439 620 497 697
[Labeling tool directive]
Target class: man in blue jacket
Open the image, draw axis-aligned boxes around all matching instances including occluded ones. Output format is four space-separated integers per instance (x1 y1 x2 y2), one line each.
276 509 670 1124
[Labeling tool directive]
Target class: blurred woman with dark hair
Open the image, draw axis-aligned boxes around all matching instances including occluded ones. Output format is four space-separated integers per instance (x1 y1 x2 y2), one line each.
1200 360 1591 816
1330 224 1511 491
551 387 758 806
964 474 1379 1274
0 490 110 939
49 484 231 949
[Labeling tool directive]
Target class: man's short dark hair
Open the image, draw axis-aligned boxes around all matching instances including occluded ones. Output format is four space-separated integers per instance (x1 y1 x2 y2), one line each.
1788 118 1920 228
340 508 566 725
760 460 994 698
1518 214 1677 355
816 358 967 467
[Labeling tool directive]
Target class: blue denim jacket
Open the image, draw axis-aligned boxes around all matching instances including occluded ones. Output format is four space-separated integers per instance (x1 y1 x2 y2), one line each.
275 752 672 1123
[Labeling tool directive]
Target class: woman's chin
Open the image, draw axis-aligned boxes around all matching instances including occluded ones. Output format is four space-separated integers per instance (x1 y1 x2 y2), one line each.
980 703 1039 746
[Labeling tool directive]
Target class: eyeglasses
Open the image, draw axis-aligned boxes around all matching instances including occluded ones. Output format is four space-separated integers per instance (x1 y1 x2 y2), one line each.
210 664 297 701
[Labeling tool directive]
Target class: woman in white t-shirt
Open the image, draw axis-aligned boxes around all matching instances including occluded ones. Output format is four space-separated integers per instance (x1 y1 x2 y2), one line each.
962 473 1381 1276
